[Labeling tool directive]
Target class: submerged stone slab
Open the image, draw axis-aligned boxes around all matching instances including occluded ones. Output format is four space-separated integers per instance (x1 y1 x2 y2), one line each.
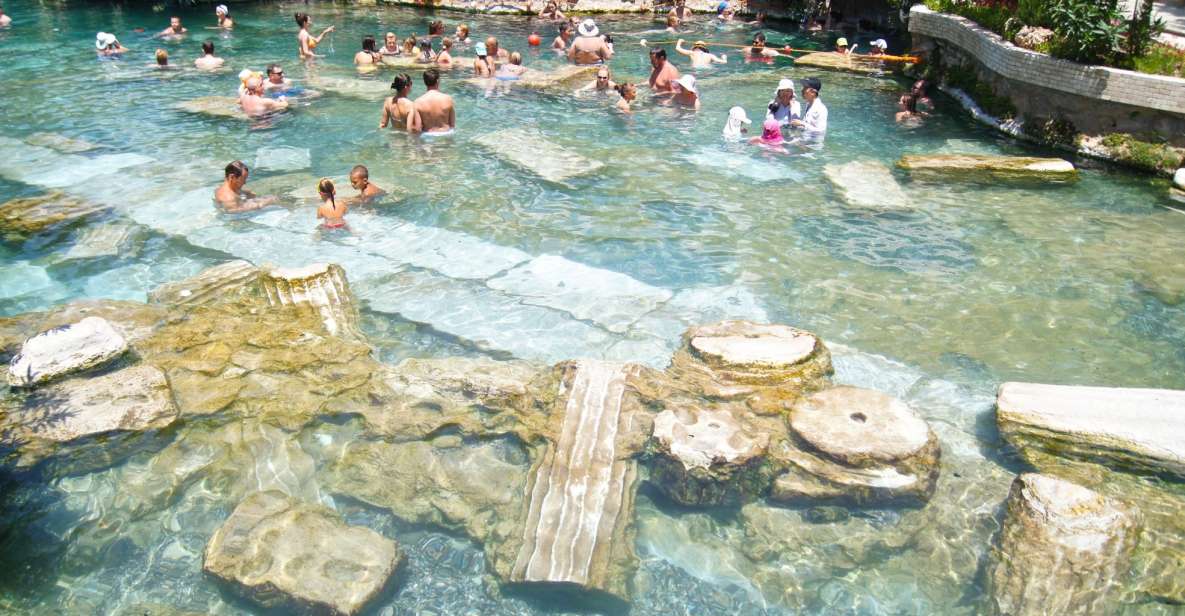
0 191 108 237
649 405 772 506
824 161 910 209
773 386 940 505
507 360 640 606
473 128 604 184
306 75 391 99
683 147 805 183
2 365 178 470
148 260 261 306
7 317 128 387
997 382 1185 478
487 255 672 333
986 473 1138 616
668 320 833 403
21 153 153 189
253 146 311 173
898 154 1078 182
0 262 56 301
261 263 360 339
517 64 599 91
25 132 100 154
62 222 143 260
203 490 402 616
175 96 246 119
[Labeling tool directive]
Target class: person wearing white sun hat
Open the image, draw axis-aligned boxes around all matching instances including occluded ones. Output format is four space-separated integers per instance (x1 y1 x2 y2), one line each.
95 32 128 56
766 78 801 128
568 18 612 65
673 74 700 110
215 5 233 29
869 38 888 56
722 106 751 140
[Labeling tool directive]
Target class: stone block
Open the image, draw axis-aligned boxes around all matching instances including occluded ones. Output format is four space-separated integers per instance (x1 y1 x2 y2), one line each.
649 405 774 506
472 128 604 184
261 263 361 339
148 260 261 307
898 154 1077 183
7 317 129 387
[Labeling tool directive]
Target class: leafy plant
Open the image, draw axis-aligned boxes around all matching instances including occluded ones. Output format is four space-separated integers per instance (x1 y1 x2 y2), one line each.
1017 0 1049 27
1047 0 1126 65
1132 42 1185 77
1126 0 1166 58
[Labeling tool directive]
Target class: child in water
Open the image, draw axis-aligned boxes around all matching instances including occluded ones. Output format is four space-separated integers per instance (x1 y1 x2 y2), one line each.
750 118 788 153
316 178 348 229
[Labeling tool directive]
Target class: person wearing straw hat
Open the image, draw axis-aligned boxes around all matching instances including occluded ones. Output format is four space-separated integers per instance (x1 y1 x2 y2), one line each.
567 18 613 65
214 5 233 29
672 74 700 110
675 38 727 68
95 32 128 56
765 78 801 127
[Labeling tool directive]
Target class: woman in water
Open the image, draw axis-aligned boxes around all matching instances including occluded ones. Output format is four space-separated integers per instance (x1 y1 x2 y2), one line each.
380 32 401 58
95 32 129 57
402 34 418 55
473 42 494 77
896 94 928 124
380 73 415 130
295 13 334 60
455 24 470 44
614 82 637 114
355 35 381 65
214 5 233 29
437 38 455 66
316 178 348 229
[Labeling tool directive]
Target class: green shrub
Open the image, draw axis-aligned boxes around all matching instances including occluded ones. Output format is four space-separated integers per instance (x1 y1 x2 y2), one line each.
1100 134 1185 173
1023 117 1079 147
1132 43 1185 77
1017 0 1049 27
1047 0 1126 65
1127 0 1166 58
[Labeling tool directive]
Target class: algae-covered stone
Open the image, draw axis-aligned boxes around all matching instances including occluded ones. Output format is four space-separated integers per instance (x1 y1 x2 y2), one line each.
148 260 261 307
203 490 402 616
772 386 940 505
7 316 128 387
793 52 889 75
668 320 832 406
24 132 100 154
261 263 360 339
0 191 108 238
997 382 1185 478
898 154 1077 182
649 405 774 506
1 365 178 471
986 473 1138 616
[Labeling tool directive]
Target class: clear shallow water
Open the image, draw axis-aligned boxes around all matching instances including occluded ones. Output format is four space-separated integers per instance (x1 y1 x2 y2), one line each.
1 2 1185 614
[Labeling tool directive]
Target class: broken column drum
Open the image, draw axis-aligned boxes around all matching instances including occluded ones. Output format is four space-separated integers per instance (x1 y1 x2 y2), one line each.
260 263 360 339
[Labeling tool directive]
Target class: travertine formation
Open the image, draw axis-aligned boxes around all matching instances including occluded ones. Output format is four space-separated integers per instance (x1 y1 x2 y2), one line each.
823 161 911 209
0 191 107 237
508 360 640 606
986 473 1138 616
649 405 772 505
148 260 261 306
473 128 605 184
668 320 832 404
773 386 940 505
174 96 245 119
61 222 142 261
7 316 128 387
897 154 1078 182
261 263 360 338
997 382 1185 477
793 52 890 75
203 491 402 616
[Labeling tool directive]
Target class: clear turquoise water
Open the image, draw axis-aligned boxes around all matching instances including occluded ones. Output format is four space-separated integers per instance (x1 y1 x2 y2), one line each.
2 1 1185 614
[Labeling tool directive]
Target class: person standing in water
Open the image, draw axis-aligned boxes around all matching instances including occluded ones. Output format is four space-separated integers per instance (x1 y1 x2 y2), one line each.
567 19 612 65
214 5 233 29
455 24 470 45
675 39 727 68
95 32 129 56
790 76 827 134
355 35 381 65
614 83 637 114
296 12 334 60
575 66 616 93
473 41 494 77
194 40 225 70
410 68 455 134
380 73 415 130
380 32 401 58
437 38 455 66
672 74 700 110
263 64 293 92
214 161 277 213
316 178 348 229
647 47 680 94
159 16 187 37
766 78 801 127
239 76 288 116
552 22 572 51
348 166 386 201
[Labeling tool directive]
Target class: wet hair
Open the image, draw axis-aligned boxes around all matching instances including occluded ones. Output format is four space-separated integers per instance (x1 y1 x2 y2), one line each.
225 160 248 178
649 47 666 60
752 32 767 45
403 34 417 52
510 51 522 65
351 165 369 179
442 37 453 50
155 49 168 65
362 36 377 52
666 15 678 27
267 63 282 75
318 178 336 205
391 73 413 93
901 94 918 114
420 39 432 50
614 82 635 97
559 22 571 34
423 67 441 87
457 24 469 37
429 20 444 35
912 79 928 96
201 40 214 55
294 12 310 27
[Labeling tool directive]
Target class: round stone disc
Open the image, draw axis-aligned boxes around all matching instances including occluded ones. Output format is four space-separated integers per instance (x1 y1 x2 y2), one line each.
790 386 931 464
690 323 817 367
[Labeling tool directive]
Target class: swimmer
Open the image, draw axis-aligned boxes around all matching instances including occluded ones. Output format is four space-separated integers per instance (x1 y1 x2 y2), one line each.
0 5 10 27
541 0 564 21
663 15 680 33
153 49 177 70
896 94 928 123
402 34 418 55
485 36 511 63
409 68 455 134
159 16 187 37
496 52 526 79
552 23 572 51
869 38 888 56
473 42 494 77
835 37 856 55
568 19 612 65
722 106 751 140
416 39 437 64
263 64 293 92
455 24 470 44
348 165 386 201
749 118 787 152
789 77 827 133
316 178 348 229
214 161 277 213
380 32 401 57
194 40 225 70
95 32 128 56
239 75 288 116
614 82 637 114
437 38 455 66
295 12 334 60
716 1 735 22
675 39 727 68
903 79 934 111
747 32 780 58
668 0 691 23
765 78 801 127
647 47 680 94
575 66 617 93
215 5 233 29
672 74 700 110
355 35 381 65
380 73 415 130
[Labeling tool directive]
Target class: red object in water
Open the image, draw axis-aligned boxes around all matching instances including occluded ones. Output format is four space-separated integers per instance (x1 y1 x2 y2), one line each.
528 33 541 46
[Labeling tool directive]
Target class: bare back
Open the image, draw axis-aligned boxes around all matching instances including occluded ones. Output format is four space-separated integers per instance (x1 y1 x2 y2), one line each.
412 90 455 133
568 36 611 65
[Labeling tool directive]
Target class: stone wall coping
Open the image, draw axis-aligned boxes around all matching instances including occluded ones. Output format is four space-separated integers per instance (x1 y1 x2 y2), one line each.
909 5 1185 115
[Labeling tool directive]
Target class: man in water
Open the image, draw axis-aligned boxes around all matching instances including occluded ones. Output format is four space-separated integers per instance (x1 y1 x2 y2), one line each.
348 165 386 201
215 5 233 29
214 161 276 213
263 64 292 92
668 0 692 23
675 39 726 67
194 40 225 70
496 52 527 80
410 68 455 134
159 16 187 37
552 22 572 51
790 76 827 134
485 36 511 64
575 66 616 93
567 19 612 65
239 76 288 116
647 47 680 94
380 32 401 57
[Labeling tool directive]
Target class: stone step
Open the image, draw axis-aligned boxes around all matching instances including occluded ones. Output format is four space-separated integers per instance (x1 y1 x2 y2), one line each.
473 128 604 184
824 160 910 209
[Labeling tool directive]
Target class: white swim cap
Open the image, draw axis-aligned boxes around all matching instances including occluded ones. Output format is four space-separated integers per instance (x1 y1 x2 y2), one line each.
96 32 117 50
216 4 229 15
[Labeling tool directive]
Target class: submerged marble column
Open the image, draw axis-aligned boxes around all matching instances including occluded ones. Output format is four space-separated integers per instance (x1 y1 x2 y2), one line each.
260 263 360 339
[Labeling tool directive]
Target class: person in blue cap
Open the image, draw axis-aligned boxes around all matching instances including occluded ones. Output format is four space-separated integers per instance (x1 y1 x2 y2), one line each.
716 1 735 21
473 41 494 77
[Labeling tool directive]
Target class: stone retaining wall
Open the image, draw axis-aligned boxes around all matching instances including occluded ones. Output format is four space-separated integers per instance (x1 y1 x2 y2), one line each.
908 5 1185 144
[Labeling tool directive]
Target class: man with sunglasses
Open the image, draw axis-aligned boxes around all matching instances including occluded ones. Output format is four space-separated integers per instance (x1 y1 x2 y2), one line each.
575 67 617 94
263 64 293 93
